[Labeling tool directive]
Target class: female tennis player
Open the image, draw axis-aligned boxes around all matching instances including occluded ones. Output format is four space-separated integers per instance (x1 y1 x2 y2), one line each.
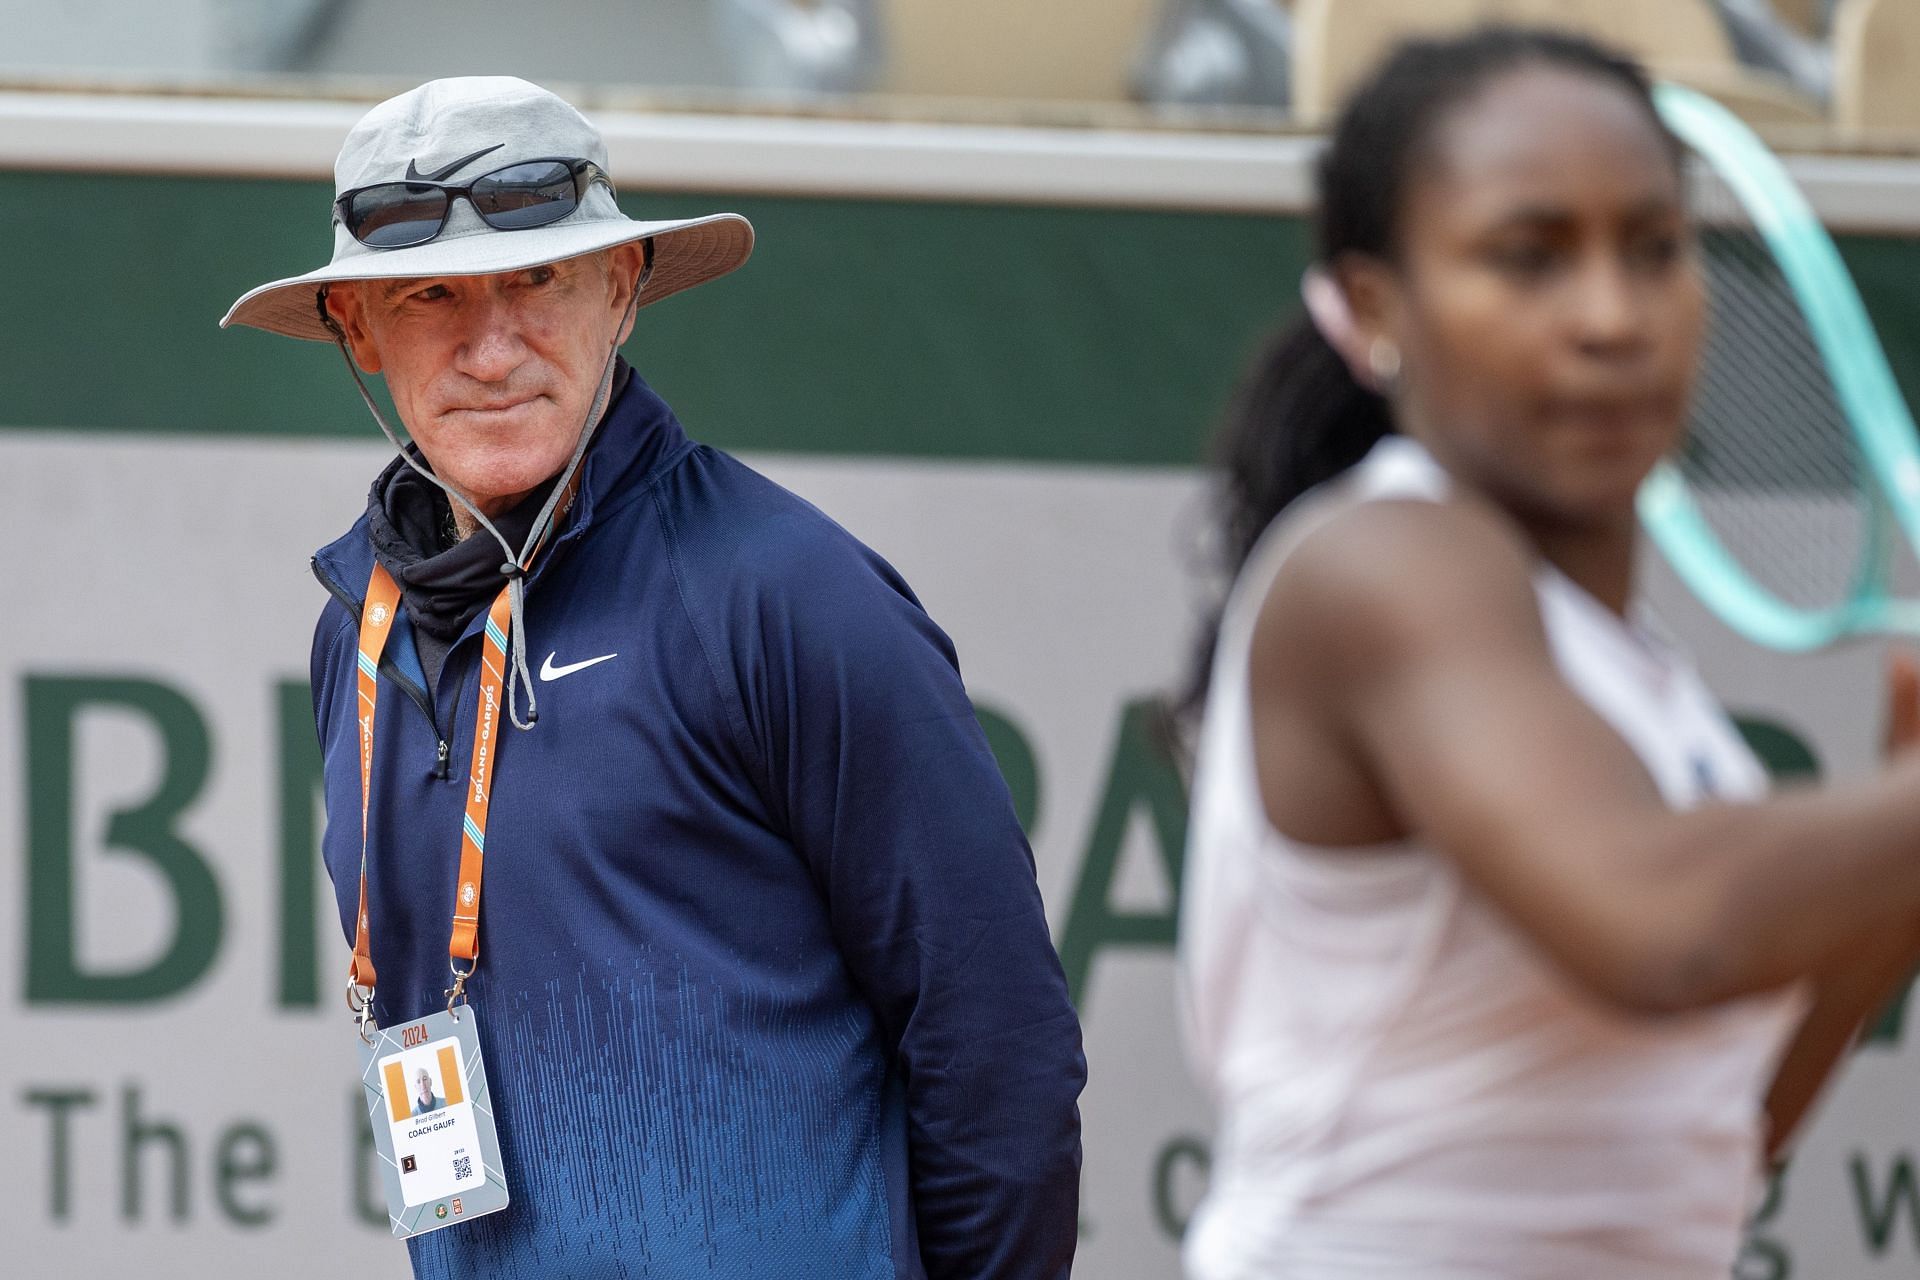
1179 26 1920 1278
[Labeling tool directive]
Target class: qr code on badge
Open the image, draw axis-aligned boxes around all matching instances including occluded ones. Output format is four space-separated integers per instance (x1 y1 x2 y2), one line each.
453 1155 473 1181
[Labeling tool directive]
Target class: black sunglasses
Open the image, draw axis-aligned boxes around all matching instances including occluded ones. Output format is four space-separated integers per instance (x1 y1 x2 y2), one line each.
334 157 615 250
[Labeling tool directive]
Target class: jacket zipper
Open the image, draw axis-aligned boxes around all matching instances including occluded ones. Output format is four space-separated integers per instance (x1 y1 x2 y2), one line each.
312 557 454 780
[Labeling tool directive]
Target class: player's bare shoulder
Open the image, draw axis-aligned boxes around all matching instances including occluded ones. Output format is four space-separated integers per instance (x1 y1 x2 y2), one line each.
1252 489 1551 692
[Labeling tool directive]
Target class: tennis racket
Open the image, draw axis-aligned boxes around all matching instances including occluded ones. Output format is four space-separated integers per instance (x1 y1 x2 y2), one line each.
1638 82 1920 651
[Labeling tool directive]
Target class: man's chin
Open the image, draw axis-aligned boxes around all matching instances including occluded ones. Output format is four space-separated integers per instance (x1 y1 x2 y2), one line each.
419 427 580 513
449 459 576 516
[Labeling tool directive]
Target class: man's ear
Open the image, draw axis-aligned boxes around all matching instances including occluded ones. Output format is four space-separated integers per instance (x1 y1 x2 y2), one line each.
321 284 383 374
607 241 648 345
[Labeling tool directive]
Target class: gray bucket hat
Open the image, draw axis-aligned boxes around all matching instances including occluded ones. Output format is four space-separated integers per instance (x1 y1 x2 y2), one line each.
221 76 753 340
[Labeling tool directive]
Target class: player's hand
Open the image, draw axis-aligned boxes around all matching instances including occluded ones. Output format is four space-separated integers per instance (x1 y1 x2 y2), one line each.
1885 650 1920 761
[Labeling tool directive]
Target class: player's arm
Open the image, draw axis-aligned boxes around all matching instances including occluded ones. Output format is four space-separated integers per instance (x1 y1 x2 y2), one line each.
1259 497 1920 1013
1762 656 1920 1159
1761 926 1920 1160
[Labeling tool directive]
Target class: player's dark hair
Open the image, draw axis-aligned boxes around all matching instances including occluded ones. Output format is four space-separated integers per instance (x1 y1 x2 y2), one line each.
1176 26 1676 728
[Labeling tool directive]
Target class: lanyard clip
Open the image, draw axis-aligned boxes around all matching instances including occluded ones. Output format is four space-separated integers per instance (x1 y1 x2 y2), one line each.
348 977 378 1044
445 961 474 1020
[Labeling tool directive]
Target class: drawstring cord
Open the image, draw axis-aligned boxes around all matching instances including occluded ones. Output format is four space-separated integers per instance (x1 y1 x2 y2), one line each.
320 252 651 730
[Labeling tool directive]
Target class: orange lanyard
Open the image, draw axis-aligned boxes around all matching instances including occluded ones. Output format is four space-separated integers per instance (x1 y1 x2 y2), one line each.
348 563 514 1021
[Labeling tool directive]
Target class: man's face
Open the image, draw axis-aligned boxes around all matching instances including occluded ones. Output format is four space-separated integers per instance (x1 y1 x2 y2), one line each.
326 243 645 517
417 1071 431 1094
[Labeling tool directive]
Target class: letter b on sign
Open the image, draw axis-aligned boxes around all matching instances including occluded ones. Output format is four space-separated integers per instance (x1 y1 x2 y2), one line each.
25 676 223 1003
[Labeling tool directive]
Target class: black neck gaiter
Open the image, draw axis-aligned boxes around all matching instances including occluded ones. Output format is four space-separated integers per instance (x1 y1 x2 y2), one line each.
364 455 559 697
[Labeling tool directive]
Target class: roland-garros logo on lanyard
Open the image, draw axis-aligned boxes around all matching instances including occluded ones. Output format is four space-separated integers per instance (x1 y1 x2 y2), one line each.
472 679 496 808
446 588 516 972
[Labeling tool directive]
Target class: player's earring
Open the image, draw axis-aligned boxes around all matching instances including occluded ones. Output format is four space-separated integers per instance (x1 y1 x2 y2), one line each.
1368 338 1402 393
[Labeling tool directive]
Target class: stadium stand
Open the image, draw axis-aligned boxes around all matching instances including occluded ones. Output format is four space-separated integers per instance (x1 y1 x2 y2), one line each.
878 0 1164 100
1714 0 1834 101
1775 0 1833 35
1131 0 1294 110
1289 0 1823 125
1833 0 1920 134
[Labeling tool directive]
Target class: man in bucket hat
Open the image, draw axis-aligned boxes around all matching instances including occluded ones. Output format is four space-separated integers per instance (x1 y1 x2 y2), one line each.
226 77 1084 1278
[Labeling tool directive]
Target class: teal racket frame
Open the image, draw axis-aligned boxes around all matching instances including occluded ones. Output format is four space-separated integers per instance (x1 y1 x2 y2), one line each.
1640 83 1920 648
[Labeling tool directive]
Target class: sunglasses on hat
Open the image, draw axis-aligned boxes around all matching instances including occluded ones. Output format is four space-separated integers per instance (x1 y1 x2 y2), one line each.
334 157 615 250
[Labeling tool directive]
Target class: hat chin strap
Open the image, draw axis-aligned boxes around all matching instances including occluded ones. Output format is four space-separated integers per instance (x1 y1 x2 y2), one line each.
320 254 652 731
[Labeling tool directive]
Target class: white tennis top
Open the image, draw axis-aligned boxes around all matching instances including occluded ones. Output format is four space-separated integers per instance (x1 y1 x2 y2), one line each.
1179 436 1807 1279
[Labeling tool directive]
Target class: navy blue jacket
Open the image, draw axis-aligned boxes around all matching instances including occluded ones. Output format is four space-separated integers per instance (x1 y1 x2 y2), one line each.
310 372 1086 1279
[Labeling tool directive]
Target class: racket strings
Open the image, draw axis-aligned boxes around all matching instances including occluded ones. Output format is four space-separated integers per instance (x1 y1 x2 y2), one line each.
1678 171 1876 612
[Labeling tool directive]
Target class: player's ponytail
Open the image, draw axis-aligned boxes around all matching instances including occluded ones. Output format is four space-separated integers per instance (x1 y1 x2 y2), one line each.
1212 317 1390 604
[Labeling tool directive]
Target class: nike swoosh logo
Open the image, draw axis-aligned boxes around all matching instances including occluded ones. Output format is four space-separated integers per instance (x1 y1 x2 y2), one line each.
540 651 618 681
404 143 506 183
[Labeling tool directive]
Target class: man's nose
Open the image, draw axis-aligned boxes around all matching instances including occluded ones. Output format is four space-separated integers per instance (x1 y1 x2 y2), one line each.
453 291 528 381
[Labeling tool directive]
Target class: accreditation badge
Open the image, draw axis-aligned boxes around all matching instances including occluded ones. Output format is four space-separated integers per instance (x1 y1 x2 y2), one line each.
358 1005 511 1237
